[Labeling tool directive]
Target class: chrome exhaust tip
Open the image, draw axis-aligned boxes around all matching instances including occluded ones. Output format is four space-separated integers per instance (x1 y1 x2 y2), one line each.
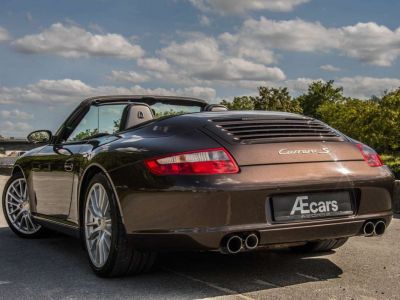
374 221 386 236
363 221 375 236
244 233 259 250
226 235 243 254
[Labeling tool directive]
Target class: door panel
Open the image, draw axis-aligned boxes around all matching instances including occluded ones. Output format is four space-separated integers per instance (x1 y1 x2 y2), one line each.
31 144 82 220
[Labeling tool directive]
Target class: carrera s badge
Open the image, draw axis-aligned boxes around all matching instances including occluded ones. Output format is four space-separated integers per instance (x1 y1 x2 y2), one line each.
278 147 330 155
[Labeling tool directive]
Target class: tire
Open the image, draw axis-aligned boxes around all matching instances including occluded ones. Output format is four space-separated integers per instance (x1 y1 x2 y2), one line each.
81 173 156 277
2 173 44 238
290 238 348 253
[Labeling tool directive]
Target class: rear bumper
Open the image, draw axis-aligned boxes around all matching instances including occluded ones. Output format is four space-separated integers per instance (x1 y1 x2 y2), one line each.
128 213 392 251
110 162 395 251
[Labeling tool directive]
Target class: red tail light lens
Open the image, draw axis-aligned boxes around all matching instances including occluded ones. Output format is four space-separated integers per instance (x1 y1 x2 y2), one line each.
145 148 239 175
355 143 383 167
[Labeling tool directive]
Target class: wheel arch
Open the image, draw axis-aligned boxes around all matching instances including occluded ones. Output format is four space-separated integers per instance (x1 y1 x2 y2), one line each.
78 163 125 227
11 164 26 177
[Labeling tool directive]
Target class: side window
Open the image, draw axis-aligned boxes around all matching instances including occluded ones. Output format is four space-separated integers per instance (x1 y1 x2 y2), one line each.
67 104 126 142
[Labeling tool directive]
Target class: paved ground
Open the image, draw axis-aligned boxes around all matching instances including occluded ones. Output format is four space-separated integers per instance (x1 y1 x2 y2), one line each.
0 175 399 300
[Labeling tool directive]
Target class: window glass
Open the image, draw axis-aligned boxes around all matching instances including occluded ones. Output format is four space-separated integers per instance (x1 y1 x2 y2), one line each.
67 104 126 142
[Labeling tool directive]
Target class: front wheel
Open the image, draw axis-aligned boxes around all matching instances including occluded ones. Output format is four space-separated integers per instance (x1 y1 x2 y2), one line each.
82 173 156 277
2 173 44 238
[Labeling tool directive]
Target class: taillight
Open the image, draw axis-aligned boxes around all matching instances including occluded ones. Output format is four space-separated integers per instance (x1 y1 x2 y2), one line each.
145 148 239 175
355 143 383 167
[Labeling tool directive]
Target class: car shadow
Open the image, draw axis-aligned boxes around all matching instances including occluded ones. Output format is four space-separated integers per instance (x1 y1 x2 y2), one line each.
0 227 343 299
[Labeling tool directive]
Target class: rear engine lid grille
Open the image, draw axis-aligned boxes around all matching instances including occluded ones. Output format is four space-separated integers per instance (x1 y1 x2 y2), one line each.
211 117 344 144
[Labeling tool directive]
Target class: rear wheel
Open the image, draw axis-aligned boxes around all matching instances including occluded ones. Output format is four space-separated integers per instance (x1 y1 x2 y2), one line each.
2 173 43 238
82 173 156 277
290 238 348 253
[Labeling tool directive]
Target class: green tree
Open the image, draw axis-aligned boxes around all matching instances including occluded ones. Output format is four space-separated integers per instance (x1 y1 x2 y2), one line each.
317 88 400 152
72 128 99 141
221 96 255 110
297 80 344 118
221 87 302 113
317 99 380 147
378 88 400 151
255 86 302 113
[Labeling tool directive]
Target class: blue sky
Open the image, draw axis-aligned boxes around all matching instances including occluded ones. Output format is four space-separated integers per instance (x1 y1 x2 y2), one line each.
0 0 400 137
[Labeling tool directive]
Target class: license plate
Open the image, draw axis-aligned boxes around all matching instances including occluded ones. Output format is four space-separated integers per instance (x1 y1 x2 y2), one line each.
271 191 353 222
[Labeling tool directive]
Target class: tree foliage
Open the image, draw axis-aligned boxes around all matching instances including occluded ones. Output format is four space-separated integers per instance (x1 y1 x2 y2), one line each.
221 87 302 113
297 80 344 118
221 96 255 110
317 89 400 152
71 128 99 141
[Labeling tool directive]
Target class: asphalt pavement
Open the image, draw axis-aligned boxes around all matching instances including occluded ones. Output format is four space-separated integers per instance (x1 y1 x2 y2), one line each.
0 175 399 300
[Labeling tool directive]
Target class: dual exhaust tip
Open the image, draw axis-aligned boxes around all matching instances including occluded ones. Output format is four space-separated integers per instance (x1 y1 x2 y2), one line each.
363 220 386 237
223 233 259 254
223 220 386 253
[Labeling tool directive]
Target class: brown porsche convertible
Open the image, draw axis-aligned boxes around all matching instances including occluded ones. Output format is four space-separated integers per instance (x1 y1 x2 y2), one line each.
2 95 395 277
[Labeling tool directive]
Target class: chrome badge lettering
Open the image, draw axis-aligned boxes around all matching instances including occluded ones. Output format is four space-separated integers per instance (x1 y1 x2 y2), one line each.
278 147 330 155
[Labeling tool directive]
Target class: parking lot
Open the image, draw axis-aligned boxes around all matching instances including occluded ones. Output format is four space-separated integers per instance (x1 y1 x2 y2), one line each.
0 175 399 300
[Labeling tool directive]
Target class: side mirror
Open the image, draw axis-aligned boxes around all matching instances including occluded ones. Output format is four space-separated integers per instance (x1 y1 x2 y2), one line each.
27 130 52 144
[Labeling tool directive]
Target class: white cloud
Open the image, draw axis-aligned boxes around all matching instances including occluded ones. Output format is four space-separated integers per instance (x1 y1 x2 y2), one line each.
109 71 150 83
199 15 211 26
158 35 285 83
224 17 400 66
13 23 144 59
0 27 10 42
285 76 400 99
219 32 277 64
320 64 341 72
177 86 216 99
336 76 400 98
1 121 32 133
161 36 221 69
0 109 33 120
197 57 285 81
137 57 171 72
0 79 217 106
340 22 400 67
189 0 310 14
235 17 339 52
0 79 92 105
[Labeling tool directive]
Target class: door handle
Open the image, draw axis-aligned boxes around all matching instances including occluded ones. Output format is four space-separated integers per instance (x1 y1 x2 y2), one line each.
64 160 74 172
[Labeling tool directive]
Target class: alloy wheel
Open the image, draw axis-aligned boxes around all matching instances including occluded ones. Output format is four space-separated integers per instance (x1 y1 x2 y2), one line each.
5 178 41 234
84 183 112 268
